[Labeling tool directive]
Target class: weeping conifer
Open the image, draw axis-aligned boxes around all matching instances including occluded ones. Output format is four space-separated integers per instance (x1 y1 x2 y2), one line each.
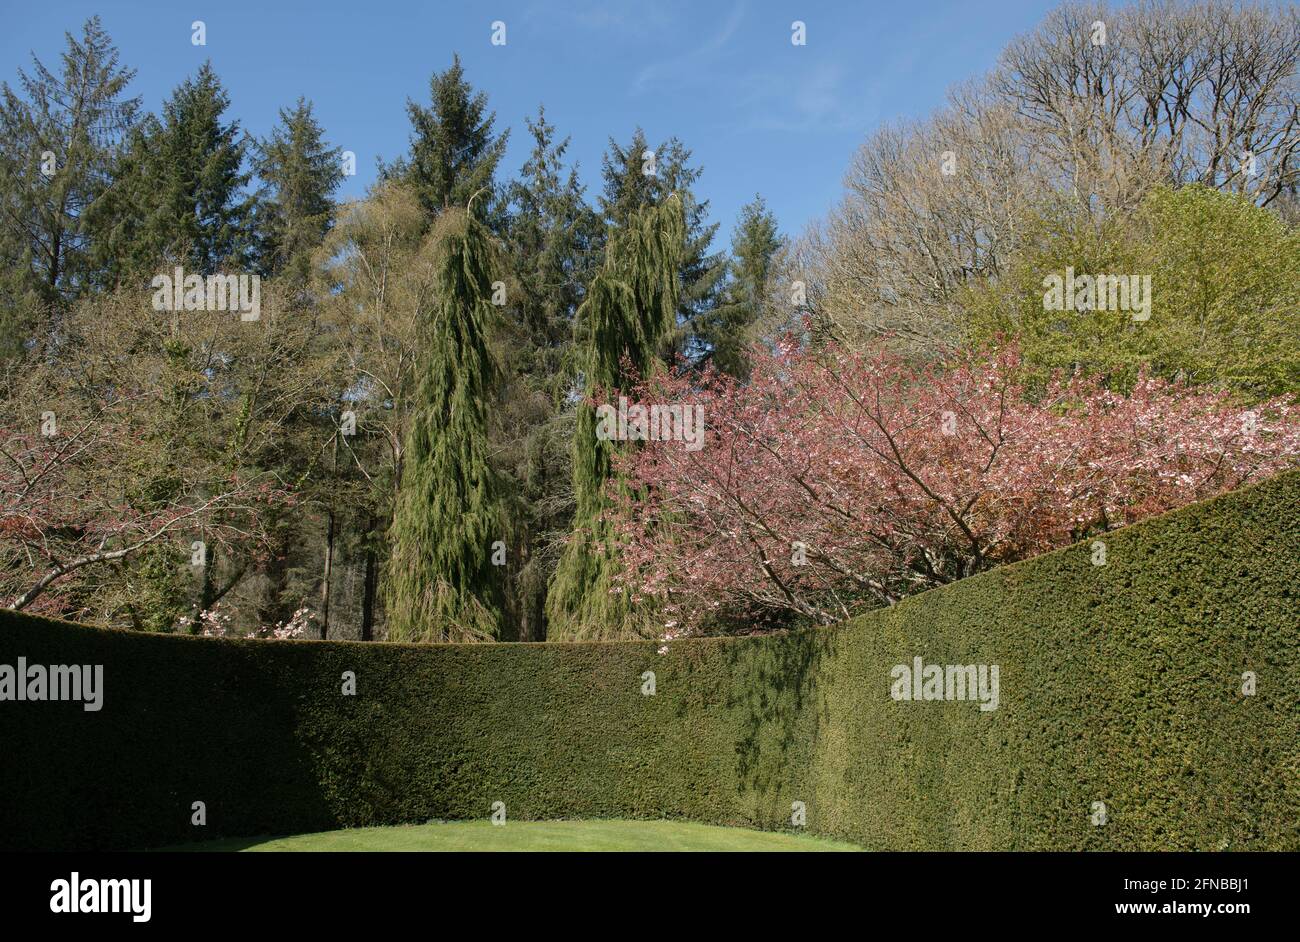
385 207 505 641
545 195 684 640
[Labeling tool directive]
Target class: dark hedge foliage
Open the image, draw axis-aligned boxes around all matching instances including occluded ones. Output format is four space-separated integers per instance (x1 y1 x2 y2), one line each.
2 470 1296 851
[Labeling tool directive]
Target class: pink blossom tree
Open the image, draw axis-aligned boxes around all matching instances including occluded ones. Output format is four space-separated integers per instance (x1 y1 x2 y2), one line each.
614 341 1300 634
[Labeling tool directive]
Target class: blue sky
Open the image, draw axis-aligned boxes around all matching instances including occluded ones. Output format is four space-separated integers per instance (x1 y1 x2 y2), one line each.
0 0 1061 243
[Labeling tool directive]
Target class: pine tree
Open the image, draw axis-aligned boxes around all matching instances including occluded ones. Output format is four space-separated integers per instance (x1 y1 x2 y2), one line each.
598 129 725 363
385 206 505 642
696 195 782 379
384 54 508 222
90 62 253 283
545 196 684 641
252 97 342 283
0 16 138 360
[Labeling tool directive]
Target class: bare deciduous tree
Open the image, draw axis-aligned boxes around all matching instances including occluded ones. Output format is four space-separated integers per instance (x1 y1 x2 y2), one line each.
799 0 1298 355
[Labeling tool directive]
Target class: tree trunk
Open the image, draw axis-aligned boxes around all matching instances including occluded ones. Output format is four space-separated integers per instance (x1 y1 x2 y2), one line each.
360 519 378 642
320 510 334 640
319 434 339 640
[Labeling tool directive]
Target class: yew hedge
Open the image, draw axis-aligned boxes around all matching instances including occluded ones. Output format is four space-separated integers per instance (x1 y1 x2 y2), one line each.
1 470 1296 850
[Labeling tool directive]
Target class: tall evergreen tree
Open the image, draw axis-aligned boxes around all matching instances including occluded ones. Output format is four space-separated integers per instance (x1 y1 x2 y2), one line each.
545 195 684 641
696 195 782 380
496 107 601 641
252 97 342 283
0 16 138 360
385 206 506 642
240 99 343 629
384 54 508 223
89 62 254 283
598 129 725 363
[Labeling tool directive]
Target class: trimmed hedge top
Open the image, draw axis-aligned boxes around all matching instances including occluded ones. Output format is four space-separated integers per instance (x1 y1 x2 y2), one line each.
2 469 1297 850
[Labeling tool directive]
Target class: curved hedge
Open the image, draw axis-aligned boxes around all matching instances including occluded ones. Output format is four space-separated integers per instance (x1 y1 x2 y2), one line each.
2 470 1297 851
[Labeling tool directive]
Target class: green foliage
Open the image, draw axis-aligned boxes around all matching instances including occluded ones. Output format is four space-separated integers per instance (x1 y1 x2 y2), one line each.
90 62 254 282
598 129 725 362
0 16 138 361
697 195 782 379
252 97 343 283
495 108 602 640
3 470 1296 851
385 54 508 221
385 208 505 642
588 197 687 386
122 543 191 633
963 185 1300 400
545 196 685 641
502 108 601 359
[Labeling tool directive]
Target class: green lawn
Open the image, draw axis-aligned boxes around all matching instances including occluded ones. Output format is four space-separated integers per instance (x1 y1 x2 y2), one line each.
174 819 862 852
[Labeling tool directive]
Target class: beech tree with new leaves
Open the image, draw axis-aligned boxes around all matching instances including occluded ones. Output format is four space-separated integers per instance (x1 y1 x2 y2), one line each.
962 185 1300 400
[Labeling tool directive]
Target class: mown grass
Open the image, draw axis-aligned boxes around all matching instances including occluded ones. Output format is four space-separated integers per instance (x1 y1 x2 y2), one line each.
172 818 864 852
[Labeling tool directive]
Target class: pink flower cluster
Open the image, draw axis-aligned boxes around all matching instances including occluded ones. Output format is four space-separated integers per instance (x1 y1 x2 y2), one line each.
613 341 1300 632
197 606 313 640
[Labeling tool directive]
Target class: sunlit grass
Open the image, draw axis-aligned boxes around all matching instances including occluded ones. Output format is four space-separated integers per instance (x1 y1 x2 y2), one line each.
175 819 864 852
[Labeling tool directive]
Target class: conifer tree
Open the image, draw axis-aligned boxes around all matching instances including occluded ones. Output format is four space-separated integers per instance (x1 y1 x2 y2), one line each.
545 195 684 641
598 129 724 363
385 54 507 222
90 62 253 283
496 107 601 641
237 99 344 627
253 97 342 283
696 195 782 379
0 16 138 360
385 206 505 642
